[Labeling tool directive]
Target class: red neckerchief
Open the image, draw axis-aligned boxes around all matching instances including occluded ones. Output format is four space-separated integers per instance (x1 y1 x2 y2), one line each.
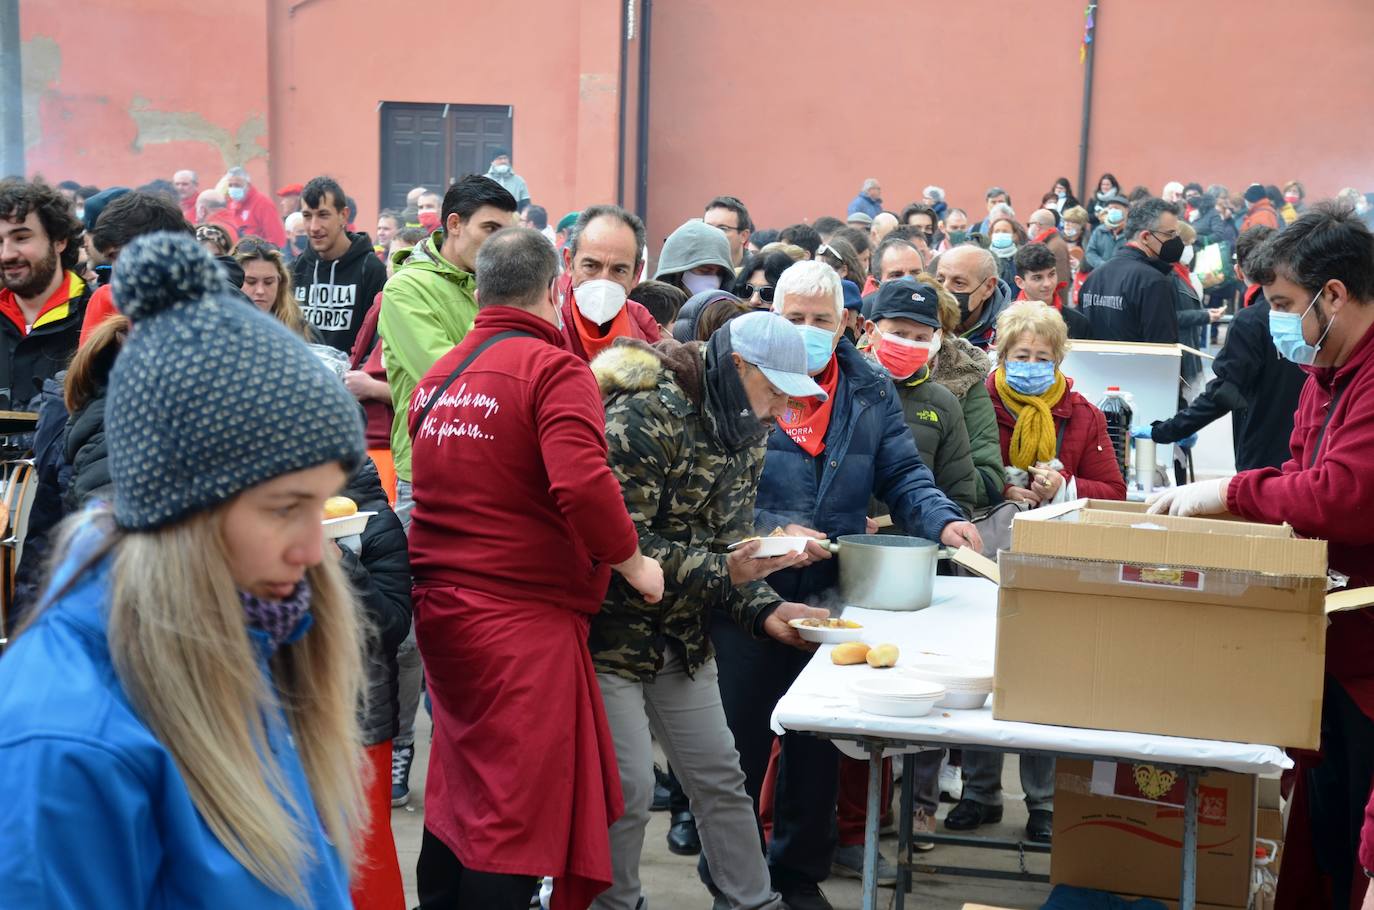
1244 284 1265 308
778 357 839 456
572 305 634 360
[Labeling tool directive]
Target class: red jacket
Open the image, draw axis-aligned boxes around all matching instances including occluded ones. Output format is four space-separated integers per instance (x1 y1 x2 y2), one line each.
179 195 197 224
348 293 393 450
555 273 661 362
408 304 638 595
986 372 1127 500
407 306 636 908
226 184 285 247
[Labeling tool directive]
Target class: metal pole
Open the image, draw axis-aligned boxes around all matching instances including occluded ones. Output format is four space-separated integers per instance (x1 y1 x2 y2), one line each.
1180 767 1200 910
0 0 23 179
1075 1 1100 204
896 752 916 910
615 0 630 208
633 0 652 222
862 742 882 910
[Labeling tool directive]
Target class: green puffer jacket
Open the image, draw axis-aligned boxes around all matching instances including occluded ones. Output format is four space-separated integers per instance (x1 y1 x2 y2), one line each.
891 367 977 518
931 335 1003 511
589 340 780 683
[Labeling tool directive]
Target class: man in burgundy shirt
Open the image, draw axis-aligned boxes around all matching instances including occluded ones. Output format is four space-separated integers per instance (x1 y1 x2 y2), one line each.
408 227 662 910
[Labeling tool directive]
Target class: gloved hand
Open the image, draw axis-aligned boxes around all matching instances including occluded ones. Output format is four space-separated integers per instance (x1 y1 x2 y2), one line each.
1131 425 1155 440
1177 433 1198 450
1146 476 1233 517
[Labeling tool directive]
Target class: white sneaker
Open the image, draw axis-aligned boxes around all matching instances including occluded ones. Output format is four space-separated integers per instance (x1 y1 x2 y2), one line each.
938 764 962 803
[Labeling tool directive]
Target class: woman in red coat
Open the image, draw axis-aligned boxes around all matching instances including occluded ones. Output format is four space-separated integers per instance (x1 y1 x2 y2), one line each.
986 301 1127 504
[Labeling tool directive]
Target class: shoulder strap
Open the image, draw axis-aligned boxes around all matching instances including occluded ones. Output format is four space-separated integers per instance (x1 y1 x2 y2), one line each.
1308 382 1348 468
413 330 534 432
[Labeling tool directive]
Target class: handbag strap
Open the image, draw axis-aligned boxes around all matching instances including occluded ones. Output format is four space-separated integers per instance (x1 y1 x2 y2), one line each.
413 330 534 431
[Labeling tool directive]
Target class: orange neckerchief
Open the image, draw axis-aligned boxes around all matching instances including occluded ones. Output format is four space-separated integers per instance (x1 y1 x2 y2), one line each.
572 305 634 361
778 357 839 456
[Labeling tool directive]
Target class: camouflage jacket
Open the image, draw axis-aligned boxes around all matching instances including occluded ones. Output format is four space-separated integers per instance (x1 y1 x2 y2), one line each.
589 340 780 682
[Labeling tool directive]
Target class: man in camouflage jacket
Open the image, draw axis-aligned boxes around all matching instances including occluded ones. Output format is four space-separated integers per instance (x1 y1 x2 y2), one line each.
587 312 828 910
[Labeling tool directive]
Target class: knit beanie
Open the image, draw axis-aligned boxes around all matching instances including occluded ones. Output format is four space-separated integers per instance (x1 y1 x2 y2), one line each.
106 232 364 531
1244 183 1267 204
654 220 733 280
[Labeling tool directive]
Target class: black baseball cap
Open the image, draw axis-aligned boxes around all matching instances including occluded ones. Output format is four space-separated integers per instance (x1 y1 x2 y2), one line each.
869 277 942 329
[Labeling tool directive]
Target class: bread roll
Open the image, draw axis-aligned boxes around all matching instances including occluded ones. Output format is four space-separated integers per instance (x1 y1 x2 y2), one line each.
323 496 358 519
866 643 899 668
831 642 872 666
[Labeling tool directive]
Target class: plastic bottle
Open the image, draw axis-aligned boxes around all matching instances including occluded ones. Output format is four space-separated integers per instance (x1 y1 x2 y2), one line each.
1097 386 1134 483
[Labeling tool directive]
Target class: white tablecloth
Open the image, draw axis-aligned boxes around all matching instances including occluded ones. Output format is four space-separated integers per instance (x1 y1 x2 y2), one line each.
770 575 1293 775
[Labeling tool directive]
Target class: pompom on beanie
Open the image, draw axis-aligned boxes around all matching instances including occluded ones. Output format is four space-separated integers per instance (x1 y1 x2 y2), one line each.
106 232 364 530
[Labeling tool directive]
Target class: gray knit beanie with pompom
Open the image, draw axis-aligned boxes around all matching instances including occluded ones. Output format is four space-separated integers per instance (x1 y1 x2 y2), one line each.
106 231 364 531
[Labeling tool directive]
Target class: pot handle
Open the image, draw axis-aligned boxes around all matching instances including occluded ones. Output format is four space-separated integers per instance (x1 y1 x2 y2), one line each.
936 547 957 559
819 539 841 554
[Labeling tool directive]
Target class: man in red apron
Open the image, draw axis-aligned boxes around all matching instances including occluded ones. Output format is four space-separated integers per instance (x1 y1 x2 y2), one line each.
408 228 663 910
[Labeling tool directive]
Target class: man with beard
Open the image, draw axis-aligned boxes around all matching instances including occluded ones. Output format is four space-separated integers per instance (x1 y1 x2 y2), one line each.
0 178 91 413
291 176 388 353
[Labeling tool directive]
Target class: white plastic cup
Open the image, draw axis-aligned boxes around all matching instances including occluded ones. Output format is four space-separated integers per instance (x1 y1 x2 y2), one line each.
1134 436 1157 493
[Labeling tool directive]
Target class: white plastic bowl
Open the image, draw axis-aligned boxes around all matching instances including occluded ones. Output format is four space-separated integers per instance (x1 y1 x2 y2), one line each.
790 619 865 644
729 535 811 557
851 677 945 717
322 511 376 539
936 690 991 710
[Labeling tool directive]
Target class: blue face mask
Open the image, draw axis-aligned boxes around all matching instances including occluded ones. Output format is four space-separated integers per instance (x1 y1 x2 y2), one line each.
1269 287 1334 366
227 185 246 202
990 233 1015 250
1004 360 1057 395
1105 208 1125 226
796 324 838 374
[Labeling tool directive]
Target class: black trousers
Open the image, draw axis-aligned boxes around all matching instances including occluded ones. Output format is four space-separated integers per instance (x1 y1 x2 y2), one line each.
1308 679 1374 910
417 827 538 910
666 765 690 814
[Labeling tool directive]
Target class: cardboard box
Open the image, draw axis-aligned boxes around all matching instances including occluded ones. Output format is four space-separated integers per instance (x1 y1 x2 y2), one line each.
993 502 1328 748
1052 760 1256 908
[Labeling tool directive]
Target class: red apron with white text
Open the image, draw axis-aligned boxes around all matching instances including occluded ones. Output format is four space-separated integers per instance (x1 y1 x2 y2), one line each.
414 585 624 910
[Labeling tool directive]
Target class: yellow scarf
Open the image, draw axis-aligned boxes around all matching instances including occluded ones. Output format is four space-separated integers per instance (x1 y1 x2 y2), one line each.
994 366 1068 470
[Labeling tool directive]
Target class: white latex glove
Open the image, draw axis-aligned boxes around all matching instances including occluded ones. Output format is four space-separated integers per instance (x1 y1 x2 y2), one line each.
1146 476 1233 517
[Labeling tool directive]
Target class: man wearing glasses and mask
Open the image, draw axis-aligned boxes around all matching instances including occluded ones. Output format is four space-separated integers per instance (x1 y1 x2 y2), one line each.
1078 197 1184 344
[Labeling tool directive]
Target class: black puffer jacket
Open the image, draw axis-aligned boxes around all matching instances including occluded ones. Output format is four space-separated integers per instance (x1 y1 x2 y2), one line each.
63 388 111 513
340 458 412 746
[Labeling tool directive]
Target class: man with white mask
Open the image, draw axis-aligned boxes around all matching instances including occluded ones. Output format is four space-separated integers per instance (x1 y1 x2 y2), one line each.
558 205 664 362
654 219 737 299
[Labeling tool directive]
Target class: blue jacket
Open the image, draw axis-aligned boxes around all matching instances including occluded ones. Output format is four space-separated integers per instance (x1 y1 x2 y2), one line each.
0 520 352 909
847 193 883 218
754 340 963 604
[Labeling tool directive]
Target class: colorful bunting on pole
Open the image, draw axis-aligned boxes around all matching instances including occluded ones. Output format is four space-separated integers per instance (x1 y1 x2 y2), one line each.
1080 3 1097 64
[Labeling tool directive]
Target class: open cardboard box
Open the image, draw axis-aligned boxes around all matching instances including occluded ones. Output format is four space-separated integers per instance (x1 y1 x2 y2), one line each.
983 501 1357 748
1052 759 1255 908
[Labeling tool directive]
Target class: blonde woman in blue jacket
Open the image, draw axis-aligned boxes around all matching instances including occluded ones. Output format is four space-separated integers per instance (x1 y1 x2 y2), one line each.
0 233 369 908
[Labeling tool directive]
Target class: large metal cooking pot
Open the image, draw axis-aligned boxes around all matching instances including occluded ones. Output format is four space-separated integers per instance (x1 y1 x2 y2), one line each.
823 534 951 612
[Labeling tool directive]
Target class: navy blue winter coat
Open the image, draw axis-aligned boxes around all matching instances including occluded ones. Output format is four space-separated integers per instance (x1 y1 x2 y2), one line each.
753 339 963 604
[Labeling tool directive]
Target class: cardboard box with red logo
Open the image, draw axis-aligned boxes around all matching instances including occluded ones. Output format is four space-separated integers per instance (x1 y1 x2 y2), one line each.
992 500 1330 748
1051 759 1256 908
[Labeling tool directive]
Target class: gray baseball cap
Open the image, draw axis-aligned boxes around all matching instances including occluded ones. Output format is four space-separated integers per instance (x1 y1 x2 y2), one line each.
728 311 828 401
847 211 874 225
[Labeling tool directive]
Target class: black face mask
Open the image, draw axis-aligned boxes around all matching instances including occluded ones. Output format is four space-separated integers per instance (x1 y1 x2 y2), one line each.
93 263 113 287
1155 236 1185 265
952 288 977 324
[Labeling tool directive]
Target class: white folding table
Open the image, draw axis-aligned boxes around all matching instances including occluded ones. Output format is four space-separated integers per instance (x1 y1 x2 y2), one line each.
770 576 1292 910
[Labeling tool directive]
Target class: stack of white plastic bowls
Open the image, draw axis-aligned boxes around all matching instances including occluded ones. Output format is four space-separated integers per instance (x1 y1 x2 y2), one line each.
902 657 995 710
850 676 946 717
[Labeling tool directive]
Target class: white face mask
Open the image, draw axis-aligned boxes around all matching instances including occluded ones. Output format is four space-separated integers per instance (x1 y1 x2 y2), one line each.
682 271 723 296
572 278 627 325
1181 245 1195 266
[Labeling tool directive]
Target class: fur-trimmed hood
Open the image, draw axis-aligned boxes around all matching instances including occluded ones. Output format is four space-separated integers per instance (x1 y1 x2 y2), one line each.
591 338 706 405
932 333 991 399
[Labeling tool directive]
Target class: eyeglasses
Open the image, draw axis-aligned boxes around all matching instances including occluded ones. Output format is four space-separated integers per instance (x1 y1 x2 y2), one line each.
708 222 741 234
741 284 775 303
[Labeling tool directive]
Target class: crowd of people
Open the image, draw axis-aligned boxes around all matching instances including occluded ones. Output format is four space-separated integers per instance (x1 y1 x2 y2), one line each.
0 154 1371 910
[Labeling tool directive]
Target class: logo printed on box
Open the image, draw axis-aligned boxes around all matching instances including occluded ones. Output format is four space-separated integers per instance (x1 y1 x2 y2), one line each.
1118 564 1206 591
